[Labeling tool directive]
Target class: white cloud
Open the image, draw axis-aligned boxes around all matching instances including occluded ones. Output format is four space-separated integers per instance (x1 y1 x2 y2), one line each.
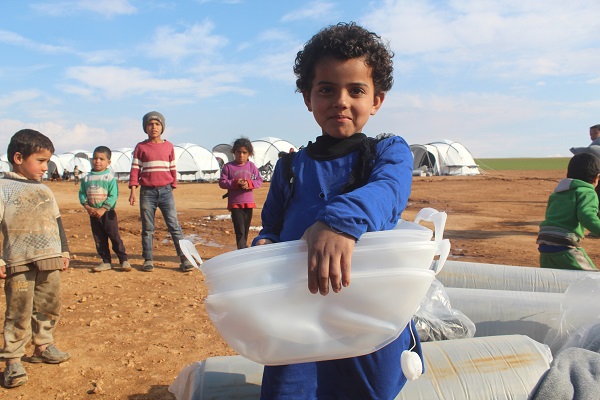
362 0 600 78
31 0 137 17
0 90 44 109
141 22 229 63
281 1 339 22
0 30 73 54
63 65 254 99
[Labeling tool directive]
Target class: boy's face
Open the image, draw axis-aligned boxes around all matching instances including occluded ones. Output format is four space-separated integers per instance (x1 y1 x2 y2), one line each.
12 149 52 181
234 147 250 164
92 152 111 172
303 56 384 139
145 119 163 142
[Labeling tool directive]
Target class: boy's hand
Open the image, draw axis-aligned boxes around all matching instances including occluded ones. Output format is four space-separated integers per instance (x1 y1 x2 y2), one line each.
62 257 70 271
303 221 355 296
96 208 107 218
129 189 137 206
84 205 97 217
0 265 5 279
255 238 273 246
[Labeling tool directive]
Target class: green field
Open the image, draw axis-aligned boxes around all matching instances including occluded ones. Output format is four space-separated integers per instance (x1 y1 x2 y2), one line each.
475 158 570 171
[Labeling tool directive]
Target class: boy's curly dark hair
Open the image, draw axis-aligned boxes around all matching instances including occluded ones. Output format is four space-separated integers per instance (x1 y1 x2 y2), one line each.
232 137 254 157
567 153 600 183
294 22 394 95
7 129 55 165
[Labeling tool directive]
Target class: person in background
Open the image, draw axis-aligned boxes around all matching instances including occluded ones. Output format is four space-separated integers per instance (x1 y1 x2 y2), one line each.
73 165 81 185
590 124 600 146
79 146 131 273
0 129 70 388
50 169 61 181
219 137 262 249
251 22 421 399
537 152 600 270
128 111 194 273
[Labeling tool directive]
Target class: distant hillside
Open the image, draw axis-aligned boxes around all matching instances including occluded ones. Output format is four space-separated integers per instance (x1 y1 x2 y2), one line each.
475 158 570 171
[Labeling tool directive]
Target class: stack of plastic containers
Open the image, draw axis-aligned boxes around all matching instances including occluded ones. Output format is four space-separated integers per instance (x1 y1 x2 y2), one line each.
201 208 450 365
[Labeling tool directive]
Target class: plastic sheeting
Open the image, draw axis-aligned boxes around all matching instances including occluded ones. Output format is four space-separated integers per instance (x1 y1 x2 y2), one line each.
437 260 591 292
169 335 552 400
446 287 563 343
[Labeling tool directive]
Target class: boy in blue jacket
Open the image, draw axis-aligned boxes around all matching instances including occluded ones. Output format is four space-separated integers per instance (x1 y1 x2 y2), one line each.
537 152 600 270
252 22 421 400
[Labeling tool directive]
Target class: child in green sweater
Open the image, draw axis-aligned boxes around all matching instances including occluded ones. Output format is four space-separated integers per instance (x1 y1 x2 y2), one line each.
537 152 600 270
79 146 131 272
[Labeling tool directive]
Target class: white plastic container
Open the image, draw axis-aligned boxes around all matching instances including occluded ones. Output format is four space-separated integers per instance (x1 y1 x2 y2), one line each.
201 208 449 365
204 240 440 294
204 268 435 365
201 208 449 295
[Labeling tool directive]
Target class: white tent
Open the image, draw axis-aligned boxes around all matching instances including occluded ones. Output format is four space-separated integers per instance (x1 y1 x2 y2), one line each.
251 137 298 181
110 148 133 181
0 154 11 174
58 150 92 178
174 143 221 182
47 154 65 179
212 144 233 164
410 141 480 176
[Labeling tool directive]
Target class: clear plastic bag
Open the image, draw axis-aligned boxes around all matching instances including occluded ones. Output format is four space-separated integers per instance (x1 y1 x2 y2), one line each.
414 278 476 341
544 273 600 354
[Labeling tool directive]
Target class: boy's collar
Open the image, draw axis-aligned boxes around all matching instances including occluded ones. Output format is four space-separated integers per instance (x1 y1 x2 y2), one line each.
2 171 38 182
306 133 367 160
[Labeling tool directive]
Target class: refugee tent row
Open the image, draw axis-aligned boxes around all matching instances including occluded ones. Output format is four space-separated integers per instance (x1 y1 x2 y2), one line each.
0 137 299 182
0 138 481 179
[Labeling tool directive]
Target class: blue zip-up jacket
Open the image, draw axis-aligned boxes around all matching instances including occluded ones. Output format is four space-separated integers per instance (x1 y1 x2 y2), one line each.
253 133 421 400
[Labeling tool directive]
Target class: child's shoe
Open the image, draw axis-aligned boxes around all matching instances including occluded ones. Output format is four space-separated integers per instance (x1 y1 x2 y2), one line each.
30 344 70 364
142 259 154 272
92 262 111 272
3 362 28 388
179 258 195 272
120 260 132 272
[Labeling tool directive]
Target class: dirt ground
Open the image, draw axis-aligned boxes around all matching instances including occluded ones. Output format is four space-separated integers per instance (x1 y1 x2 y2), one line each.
1 168 595 399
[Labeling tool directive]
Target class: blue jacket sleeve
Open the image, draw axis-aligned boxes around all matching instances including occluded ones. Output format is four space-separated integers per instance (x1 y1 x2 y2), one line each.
318 136 413 239
252 158 288 245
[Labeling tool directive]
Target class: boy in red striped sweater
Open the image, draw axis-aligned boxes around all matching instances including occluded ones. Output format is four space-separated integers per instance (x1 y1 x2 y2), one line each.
128 111 194 272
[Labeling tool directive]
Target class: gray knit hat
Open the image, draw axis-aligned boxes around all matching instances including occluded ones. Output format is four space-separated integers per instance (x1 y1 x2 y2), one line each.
142 111 165 134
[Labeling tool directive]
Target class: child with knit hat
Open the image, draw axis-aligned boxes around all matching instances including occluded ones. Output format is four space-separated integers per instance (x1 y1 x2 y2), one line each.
128 111 194 272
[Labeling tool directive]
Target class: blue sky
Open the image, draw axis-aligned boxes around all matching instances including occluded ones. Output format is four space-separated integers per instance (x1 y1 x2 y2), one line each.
1 0 599 158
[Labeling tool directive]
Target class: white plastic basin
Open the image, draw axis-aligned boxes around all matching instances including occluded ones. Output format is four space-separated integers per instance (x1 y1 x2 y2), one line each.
204 268 435 365
203 239 440 294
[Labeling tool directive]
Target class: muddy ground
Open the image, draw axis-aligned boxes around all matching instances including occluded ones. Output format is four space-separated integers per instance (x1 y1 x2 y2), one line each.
2 169 592 399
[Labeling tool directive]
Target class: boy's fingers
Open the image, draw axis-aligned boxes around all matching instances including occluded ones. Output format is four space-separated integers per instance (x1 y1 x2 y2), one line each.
318 256 331 296
307 251 320 294
327 256 342 293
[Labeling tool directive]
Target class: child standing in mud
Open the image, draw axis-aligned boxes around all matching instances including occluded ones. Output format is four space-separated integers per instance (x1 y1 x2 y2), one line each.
0 129 71 389
219 137 263 249
80 146 131 273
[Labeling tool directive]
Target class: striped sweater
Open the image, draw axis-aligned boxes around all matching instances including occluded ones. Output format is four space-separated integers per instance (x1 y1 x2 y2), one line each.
129 139 177 188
